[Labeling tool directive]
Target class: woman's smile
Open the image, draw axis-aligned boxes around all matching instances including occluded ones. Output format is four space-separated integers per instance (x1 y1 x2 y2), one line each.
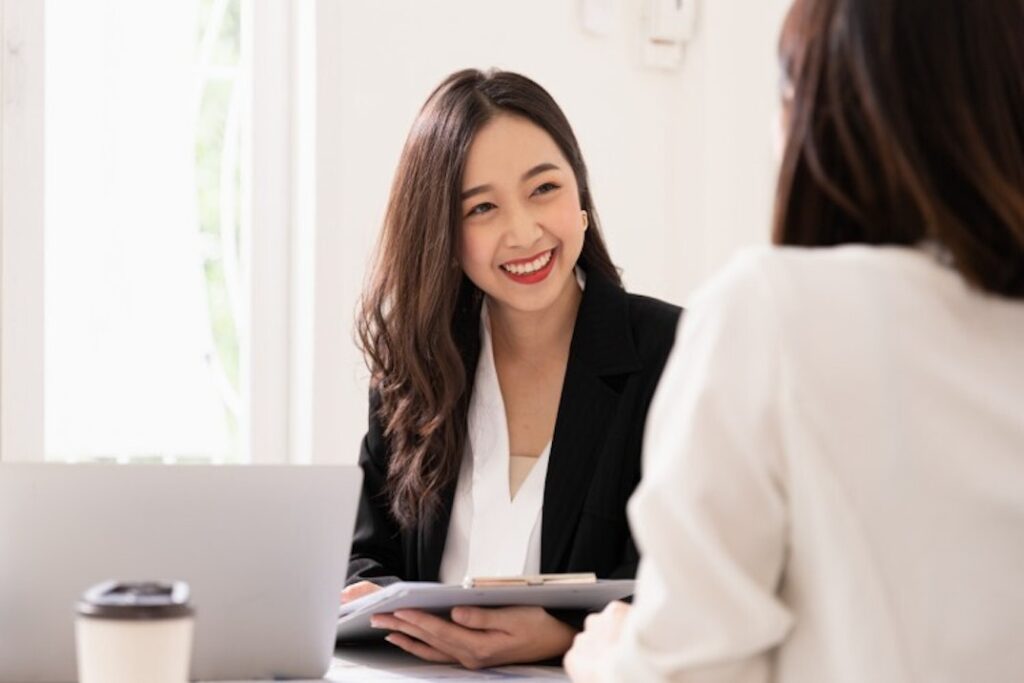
500 248 557 284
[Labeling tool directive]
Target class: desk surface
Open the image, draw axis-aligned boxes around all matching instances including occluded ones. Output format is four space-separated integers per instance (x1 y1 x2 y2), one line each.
212 643 568 682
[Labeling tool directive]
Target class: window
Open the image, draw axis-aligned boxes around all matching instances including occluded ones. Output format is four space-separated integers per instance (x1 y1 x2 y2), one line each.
44 0 246 462
1 0 303 464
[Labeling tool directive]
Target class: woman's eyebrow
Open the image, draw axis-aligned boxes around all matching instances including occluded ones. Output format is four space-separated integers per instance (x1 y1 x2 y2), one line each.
460 162 561 201
521 162 560 182
461 184 492 201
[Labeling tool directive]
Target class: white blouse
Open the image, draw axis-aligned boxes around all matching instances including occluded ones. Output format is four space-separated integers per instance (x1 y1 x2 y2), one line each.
606 246 1024 682
438 302 552 584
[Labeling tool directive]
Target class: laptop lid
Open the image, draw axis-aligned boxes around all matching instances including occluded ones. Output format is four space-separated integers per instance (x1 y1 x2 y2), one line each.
0 463 361 682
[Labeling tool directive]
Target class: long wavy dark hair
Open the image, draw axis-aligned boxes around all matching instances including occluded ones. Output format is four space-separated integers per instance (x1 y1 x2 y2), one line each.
358 69 621 528
775 0 1024 296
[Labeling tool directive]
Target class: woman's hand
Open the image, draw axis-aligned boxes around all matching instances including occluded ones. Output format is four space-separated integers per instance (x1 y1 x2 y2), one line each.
340 580 381 604
564 601 631 682
371 605 577 669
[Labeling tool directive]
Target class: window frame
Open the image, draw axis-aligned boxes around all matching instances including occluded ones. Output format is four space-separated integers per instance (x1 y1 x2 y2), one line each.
1 0 45 463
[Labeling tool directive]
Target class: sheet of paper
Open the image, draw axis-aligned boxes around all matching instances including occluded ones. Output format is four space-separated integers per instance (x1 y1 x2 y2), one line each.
203 647 568 682
328 661 567 681
327 647 568 682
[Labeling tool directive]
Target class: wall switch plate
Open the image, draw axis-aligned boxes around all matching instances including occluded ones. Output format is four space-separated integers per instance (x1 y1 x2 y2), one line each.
642 0 698 69
581 0 615 36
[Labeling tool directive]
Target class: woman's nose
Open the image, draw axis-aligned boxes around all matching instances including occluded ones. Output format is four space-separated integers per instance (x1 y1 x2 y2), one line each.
504 205 544 248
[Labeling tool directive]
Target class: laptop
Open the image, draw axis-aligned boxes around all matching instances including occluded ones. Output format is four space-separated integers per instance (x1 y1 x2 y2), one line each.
0 463 362 682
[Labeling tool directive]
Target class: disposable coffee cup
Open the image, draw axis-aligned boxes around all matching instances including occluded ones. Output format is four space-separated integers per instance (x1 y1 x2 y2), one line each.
76 581 194 683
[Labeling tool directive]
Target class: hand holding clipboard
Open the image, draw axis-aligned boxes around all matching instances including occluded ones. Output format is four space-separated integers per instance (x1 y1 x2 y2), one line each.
336 573 633 642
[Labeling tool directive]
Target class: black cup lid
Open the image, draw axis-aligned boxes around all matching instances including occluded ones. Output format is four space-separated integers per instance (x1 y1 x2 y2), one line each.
77 581 194 620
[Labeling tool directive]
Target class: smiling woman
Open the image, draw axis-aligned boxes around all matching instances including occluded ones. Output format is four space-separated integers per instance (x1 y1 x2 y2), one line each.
346 69 682 668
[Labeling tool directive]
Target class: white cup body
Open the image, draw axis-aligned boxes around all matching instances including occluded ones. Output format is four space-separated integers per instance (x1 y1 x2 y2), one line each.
76 615 193 683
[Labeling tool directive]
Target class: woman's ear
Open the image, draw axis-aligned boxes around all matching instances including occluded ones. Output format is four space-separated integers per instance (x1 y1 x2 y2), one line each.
581 210 589 231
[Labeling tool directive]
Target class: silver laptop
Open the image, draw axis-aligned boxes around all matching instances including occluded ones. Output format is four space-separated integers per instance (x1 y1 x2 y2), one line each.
0 463 362 682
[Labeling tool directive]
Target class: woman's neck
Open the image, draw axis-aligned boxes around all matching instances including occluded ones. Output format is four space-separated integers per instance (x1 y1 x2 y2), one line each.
487 273 582 362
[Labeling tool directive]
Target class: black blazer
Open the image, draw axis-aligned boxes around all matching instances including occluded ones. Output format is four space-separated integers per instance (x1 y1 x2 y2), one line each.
348 271 682 594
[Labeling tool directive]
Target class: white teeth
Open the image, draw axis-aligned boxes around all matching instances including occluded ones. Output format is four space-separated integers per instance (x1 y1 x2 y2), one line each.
502 250 552 275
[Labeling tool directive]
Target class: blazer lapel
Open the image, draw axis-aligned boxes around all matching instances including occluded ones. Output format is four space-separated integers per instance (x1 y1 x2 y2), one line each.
541 271 642 571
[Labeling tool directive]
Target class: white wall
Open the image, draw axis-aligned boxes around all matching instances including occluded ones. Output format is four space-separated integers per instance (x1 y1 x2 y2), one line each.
669 0 792 295
316 0 792 464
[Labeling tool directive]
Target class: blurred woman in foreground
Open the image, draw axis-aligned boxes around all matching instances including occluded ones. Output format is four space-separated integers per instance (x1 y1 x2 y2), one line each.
567 0 1024 680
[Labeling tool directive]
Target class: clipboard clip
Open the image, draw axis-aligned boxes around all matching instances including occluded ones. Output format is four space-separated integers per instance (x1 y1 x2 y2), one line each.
461 572 597 589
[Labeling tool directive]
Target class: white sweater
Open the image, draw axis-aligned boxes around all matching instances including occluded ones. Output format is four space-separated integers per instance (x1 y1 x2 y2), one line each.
608 245 1024 683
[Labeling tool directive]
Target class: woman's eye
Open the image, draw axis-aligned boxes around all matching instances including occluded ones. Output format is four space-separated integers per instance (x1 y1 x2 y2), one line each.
467 202 496 217
532 182 560 196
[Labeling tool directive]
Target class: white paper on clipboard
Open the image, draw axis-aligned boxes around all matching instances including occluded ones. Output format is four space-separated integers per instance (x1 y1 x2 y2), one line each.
336 579 635 642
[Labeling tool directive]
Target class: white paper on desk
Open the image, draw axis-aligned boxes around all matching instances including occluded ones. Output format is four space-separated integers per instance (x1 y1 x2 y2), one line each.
336 580 635 642
328 660 567 681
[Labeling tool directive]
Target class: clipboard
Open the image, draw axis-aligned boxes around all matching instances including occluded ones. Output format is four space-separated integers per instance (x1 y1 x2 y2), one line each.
336 574 634 642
